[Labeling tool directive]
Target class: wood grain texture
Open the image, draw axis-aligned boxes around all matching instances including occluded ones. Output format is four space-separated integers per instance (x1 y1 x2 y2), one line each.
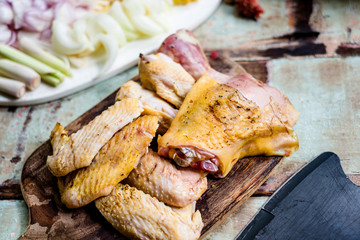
0 179 22 200
19 58 283 239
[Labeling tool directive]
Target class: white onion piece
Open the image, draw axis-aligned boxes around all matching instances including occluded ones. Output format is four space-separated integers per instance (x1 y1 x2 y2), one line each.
130 15 163 36
84 15 103 49
122 0 164 36
54 2 76 25
51 20 89 55
142 0 172 31
73 18 94 52
0 2 14 25
109 2 135 32
96 34 118 77
123 30 141 42
94 14 127 47
150 12 171 32
122 0 146 17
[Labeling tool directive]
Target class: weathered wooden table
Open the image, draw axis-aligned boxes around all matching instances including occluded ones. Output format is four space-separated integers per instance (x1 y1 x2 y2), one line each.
1 1 359 239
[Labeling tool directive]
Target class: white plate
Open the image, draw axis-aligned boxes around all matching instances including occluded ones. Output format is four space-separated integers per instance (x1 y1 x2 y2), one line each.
0 0 221 106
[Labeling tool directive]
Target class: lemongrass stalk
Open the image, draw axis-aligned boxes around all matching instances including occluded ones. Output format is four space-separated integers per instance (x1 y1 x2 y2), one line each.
0 76 26 98
0 43 65 87
42 75 61 87
19 37 72 77
0 59 40 90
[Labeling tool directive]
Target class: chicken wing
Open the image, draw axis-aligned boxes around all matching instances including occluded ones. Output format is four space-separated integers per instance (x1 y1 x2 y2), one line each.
124 149 207 208
95 184 203 240
139 53 195 108
59 115 158 208
158 73 299 177
116 80 177 133
47 98 143 177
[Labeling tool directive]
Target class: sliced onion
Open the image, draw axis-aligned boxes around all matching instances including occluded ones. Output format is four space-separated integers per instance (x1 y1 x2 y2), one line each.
122 0 146 16
51 19 89 55
0 2 14 25
22 8 53 32
54 2 76 25
96 33 118 77
130 15 163 36
122 0 164 36
73 18 93 50
12 0 32 30
94 14 127 47
0 25 16 45
32 0 48 11
109 1 135 32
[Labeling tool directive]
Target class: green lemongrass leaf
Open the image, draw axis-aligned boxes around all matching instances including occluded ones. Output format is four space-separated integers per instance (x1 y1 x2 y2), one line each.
19 37 72 77
0 44 65 86
41 74 61 87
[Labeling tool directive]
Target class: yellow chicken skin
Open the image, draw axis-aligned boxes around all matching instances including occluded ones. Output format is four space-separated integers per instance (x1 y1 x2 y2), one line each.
124 149 207 208
116 80 177 134
139 53 195 108
95 184 203 240
47 98 143 177
158 73 299 178
59 115 159 209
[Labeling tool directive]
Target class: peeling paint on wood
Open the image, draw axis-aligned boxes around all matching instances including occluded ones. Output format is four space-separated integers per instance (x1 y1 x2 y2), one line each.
0 179 22 200
0 1 360 239
204 196 268 240
267 56 360 178
0 200 28 240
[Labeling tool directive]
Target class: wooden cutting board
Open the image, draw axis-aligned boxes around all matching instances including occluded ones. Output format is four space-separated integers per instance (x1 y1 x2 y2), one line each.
19 56 283 239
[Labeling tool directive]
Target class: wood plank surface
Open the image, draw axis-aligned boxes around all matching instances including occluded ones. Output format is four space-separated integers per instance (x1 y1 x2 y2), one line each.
19 56 284 239
0 1 360 239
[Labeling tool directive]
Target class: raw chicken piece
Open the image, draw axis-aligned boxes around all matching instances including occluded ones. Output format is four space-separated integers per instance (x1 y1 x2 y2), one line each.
124 149 207 208
116 80 177 133
157 29 229 82
139 53 195 108
47 98 143 177
158 73 299 178
95 184 203 240
59 115 158 208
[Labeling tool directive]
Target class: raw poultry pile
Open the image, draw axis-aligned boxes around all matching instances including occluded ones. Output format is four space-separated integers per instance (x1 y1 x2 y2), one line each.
46 29 299 240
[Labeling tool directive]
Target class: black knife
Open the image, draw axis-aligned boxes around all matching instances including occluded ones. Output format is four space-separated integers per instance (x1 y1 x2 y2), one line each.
236 152 360 240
